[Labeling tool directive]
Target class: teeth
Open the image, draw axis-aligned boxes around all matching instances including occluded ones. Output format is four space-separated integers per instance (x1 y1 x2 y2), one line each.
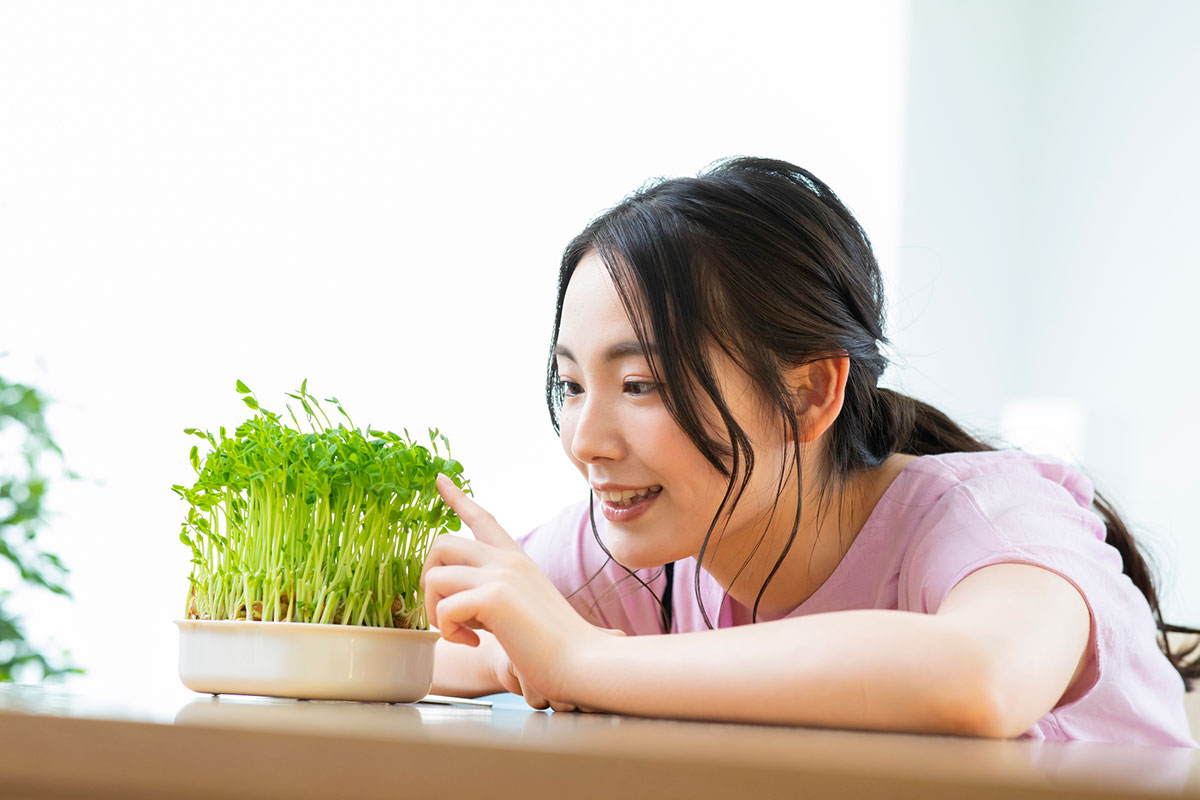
596 485 662 506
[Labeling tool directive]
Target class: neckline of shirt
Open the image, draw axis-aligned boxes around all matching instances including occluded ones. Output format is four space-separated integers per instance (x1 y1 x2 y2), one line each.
707 454 939 626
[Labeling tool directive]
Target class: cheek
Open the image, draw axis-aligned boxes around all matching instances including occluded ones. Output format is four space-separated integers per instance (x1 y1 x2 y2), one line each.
643 413 730 521
659 438 750 540
645 412 712 480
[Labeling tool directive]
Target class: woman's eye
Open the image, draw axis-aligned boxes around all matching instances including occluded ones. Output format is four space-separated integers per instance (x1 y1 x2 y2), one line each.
624 381 658 396
559 379 583 398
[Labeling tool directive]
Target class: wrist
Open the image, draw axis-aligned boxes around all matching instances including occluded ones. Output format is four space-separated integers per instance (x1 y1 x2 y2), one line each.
561 624 624 709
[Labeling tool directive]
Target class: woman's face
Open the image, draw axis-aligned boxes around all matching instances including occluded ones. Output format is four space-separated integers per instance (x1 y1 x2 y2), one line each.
555 251 795 575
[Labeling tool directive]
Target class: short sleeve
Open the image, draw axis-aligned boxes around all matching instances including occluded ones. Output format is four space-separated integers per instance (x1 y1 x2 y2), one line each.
898 470 1121 703
515 500 669 635
899 471 1118 613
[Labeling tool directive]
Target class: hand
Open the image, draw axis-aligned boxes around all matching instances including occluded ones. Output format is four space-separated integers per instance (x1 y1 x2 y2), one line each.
489 627 626 712
420 474 612 708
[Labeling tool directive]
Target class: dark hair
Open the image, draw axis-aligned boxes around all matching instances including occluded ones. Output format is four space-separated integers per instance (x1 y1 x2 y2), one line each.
545 156 1200 689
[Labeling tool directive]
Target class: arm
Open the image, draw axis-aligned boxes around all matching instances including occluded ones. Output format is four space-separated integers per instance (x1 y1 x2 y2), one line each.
423 477 1091 736
563 563 1091 737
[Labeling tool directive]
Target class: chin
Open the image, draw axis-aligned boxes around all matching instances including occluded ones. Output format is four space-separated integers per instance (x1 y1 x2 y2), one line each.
605 536 686 572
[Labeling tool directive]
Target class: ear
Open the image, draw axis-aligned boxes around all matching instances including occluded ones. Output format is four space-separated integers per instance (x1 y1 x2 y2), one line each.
789 355 849 444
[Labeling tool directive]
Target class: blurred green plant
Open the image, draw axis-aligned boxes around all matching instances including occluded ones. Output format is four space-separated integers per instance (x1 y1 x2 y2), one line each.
0 370 81 681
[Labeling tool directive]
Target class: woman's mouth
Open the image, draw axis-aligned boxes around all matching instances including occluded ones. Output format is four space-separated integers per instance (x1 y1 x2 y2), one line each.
595 485 663 522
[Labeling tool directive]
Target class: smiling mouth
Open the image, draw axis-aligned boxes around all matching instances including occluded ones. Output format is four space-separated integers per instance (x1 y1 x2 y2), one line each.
595 486 663 507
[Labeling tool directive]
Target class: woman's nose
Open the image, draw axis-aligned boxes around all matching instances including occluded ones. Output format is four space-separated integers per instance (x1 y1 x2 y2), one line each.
570 395 625 464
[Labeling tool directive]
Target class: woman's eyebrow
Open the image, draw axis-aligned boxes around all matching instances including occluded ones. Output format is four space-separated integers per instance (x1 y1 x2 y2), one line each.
554 341 650 363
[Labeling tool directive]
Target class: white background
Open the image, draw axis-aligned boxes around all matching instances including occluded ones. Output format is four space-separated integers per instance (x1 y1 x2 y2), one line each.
0 0 908 695
893 0 1200 626
1 0 1197 698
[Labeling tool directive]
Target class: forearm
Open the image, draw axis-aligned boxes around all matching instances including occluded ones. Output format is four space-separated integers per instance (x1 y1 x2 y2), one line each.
566 609 998 736
431 631 504 698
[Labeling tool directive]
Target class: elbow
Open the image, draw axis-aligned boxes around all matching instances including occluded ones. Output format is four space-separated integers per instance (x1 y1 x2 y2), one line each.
943 682 1015 739
936 636 1027 739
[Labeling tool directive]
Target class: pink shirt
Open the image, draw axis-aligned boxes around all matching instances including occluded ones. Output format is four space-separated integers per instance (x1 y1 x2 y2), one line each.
516 450 1195 747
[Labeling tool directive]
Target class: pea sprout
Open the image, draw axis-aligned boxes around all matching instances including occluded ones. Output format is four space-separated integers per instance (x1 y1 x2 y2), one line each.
173 380 469 629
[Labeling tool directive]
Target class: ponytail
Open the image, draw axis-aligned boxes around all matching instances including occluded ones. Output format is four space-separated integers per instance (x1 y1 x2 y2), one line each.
877 387 995 457
877 387 1200 690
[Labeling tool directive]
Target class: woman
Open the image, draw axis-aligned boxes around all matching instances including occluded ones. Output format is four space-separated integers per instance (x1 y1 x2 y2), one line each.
420 157 1198 746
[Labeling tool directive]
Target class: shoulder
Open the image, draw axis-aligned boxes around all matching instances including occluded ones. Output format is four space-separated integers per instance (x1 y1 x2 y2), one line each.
887 450 1102 544
514 499 669 634
892 449 1097 510
889 450 1116 613
514 498 600 586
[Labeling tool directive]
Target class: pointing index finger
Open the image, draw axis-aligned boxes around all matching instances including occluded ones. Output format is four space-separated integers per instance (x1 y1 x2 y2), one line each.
435 474 520 551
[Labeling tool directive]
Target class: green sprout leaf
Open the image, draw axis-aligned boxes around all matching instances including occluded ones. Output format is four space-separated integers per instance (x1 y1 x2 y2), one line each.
175 381 469 630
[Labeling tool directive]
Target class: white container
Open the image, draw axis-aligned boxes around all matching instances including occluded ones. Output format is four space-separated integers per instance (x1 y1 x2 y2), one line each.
175 619 441 703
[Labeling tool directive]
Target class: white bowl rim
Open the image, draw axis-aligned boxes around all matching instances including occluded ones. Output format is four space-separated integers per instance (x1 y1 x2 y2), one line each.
173 618 441 640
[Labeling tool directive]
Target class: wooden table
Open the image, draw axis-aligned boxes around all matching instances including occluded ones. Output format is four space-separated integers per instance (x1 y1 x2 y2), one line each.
0 683 1196 799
